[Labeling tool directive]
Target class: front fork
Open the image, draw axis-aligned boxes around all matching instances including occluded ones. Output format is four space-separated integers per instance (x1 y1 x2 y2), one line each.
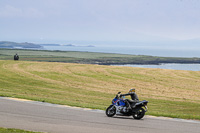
110 105 115 110
144 105 148 112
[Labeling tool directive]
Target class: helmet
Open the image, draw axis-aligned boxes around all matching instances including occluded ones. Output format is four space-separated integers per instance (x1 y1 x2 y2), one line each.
129 88 135 93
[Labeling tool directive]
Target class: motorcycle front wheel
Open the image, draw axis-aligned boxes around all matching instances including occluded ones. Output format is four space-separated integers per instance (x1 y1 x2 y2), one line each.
133 108 145 120
106 105 116 117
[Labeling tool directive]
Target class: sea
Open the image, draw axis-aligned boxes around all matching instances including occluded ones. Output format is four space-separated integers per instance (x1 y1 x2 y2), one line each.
43 45 200 71
115 64 200 71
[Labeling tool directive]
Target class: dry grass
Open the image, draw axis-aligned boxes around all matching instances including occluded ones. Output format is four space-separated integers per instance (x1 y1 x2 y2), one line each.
1 60 200 102
0 60 200 119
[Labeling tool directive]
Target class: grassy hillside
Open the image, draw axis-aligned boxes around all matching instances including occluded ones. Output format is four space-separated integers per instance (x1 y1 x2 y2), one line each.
1 48 200 65
0 60 200 120
0 41 42 49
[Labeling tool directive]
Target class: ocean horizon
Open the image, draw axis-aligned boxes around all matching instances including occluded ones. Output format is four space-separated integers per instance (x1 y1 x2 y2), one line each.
43 45 200 58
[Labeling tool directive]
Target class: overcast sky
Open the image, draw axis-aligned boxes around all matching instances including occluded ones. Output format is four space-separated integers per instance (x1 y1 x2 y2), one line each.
1 0 200 44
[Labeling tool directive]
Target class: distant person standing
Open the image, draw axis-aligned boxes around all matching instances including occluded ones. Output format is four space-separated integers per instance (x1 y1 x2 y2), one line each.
14 53 19 60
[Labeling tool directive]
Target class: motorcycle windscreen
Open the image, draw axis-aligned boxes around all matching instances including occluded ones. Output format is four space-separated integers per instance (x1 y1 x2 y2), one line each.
112 98 118 104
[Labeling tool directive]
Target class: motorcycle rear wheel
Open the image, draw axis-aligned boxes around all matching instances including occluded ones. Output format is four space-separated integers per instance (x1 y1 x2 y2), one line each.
133 108 145 120
106 105 116 117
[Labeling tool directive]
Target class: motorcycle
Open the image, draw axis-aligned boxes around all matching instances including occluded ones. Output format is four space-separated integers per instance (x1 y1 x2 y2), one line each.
106 96 148 119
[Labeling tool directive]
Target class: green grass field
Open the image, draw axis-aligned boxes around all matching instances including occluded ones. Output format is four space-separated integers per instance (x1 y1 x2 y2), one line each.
0 127 42 133
0 60 200 120
1 48 200 65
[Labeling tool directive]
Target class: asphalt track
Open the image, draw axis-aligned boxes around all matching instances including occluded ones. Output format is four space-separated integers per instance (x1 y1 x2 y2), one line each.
0 97 200 133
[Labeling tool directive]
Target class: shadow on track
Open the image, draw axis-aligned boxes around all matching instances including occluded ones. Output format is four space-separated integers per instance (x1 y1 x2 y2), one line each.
111 116 144 121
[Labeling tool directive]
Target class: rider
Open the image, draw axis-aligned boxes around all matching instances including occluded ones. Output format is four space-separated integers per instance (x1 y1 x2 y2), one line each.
119 89 139 110
14 53 19 60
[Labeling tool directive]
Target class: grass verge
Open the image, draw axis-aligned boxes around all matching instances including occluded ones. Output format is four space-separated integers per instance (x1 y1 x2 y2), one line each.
0 127 42 133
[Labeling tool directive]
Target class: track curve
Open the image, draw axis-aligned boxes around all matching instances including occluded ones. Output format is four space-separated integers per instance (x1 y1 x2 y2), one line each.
0 97 199 133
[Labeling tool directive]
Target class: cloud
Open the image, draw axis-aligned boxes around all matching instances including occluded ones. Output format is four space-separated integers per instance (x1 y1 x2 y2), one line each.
1 0 200 41
0 5 44 18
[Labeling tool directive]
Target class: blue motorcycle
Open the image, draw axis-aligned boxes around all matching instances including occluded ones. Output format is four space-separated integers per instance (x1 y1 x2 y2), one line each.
106 95 148 119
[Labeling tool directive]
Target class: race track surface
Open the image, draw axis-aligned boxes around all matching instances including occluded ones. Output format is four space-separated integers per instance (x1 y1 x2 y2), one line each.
0 97 199 133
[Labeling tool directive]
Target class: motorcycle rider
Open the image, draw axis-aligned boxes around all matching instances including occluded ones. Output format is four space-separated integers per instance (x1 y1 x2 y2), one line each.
117 89 139 111
14 53 19 60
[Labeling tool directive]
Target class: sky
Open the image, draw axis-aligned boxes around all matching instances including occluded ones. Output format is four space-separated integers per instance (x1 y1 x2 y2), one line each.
1 0 200 45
